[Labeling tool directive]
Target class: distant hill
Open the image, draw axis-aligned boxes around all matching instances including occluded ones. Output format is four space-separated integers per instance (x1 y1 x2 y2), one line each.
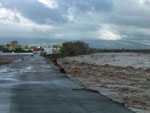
85 39 150 49
1 37 150 49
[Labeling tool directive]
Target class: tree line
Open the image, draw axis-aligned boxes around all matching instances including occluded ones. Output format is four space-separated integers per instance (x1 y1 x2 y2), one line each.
59 41 150 57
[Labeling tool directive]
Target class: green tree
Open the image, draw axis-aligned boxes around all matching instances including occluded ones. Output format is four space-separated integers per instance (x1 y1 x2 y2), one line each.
52 44 61 49
60 41 90 57
14 48 24 52
0 46 3 51
0 46 9 52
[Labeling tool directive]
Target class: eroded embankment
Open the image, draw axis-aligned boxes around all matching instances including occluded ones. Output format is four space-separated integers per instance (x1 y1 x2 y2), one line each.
57 58 150 113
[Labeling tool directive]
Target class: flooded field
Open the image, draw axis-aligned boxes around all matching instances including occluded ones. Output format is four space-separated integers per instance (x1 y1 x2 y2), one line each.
58 53 150 113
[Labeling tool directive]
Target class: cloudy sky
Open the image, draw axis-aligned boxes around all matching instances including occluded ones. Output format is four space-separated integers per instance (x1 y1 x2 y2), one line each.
0 0 150 48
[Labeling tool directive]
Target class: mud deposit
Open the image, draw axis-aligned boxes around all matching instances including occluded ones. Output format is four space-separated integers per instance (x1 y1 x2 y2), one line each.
58 53 150 113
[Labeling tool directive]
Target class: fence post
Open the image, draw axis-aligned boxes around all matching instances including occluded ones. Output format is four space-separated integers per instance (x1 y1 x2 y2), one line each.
10 56 13 63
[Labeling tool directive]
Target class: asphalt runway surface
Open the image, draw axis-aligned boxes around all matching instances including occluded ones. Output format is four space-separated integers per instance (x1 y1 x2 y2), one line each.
0 55 134 113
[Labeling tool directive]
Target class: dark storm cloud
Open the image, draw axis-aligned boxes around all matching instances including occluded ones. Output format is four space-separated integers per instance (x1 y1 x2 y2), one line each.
0 0 150 49
0 0 67 25
57 0 113 12
0 0 113 25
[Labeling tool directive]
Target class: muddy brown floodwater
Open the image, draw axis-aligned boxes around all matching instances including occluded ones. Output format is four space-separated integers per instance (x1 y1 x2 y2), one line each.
58 53 150 113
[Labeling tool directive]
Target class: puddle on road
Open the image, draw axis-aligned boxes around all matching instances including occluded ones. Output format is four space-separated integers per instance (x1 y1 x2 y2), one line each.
25 66 32 70
0 68 9 73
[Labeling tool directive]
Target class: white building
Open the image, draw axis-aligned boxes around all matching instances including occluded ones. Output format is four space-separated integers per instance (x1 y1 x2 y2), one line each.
44 47 53 55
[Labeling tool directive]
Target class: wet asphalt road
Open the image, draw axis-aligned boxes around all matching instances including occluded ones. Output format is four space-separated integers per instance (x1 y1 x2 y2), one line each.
0 55 134 113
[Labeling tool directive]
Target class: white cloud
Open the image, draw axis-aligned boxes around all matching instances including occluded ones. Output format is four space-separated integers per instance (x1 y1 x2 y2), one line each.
126 26 150 36
113 0 150 18
97 29 122 40
0 3 2 7
139 0 150 4
95 24 127 40
54 33 64 37
37 0 58 8
0 8 53 32
67 8 75 22
1 0 150 45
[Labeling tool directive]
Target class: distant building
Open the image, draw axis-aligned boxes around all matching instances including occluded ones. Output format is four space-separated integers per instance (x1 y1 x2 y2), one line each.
6 44 14 51
20 45 30 51
7 41 19 50
52 48 60 54
33 48 44 54
43 45 61 55
0 41 31 52
52 45 61 54
44 47 53 55
10 41 18 49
